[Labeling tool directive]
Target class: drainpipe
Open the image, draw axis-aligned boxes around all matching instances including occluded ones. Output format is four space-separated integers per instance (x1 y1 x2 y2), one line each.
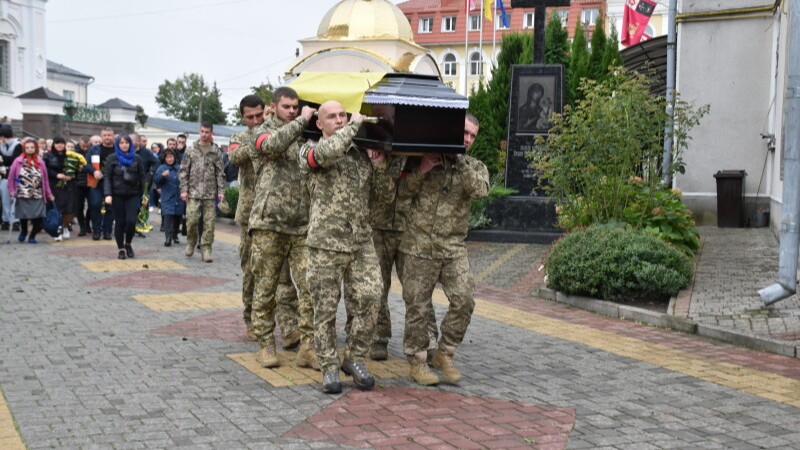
662 0 676 186
760 0 800 306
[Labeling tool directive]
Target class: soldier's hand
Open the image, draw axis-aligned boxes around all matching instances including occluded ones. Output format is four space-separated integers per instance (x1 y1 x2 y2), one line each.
418 154 442 174
366 148 385 164
180 192 188 202
301 106 316 122
218 194 225 202
350 112 366 124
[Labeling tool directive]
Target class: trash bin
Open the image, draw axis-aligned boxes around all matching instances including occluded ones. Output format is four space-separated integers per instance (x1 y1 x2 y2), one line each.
714 170 746 228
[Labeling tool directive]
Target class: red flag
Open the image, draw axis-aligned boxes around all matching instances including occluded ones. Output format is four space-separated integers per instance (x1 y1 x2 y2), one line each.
621 0 657 46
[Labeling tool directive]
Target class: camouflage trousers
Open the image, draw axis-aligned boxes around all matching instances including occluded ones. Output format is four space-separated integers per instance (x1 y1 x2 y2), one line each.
308 243 381 374
249 230 312 348
186 198 216 253
398 252 475 356
239 225 299 335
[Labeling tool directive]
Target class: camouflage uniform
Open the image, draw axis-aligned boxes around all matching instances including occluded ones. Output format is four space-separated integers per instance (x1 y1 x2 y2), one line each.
247 114 313 349
398 155 490 357
179 140 225 255
298 121 394 374
228 130 299 336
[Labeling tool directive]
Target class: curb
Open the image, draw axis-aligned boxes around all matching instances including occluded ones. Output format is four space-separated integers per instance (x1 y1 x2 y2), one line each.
535 286 799 359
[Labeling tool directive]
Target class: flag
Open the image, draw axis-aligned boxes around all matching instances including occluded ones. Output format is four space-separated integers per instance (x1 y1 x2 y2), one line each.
621 0 657 46
497 0 509 28
468 0 476 11
484 0 493 21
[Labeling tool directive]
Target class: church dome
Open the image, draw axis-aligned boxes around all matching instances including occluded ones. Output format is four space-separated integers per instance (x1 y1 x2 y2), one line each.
317 0 414 42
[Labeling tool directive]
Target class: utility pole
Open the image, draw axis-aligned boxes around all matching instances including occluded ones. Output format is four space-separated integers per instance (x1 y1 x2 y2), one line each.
198 78 205 126
662 0 677 185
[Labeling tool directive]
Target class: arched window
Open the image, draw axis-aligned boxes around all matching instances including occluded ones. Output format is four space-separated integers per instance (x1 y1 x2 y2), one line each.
0 40 9 91
469 52 483 77
443 53 457 77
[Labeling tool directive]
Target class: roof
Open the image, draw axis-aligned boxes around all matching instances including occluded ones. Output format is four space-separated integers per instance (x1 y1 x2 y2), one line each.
46 60 93 80
620 35 668 96
99 97 137 110
16 87 66 101
397 0 461 12
145 117 246 138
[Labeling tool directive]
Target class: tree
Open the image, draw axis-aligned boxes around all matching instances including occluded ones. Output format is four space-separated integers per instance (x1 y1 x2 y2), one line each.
587 15 608 81
155 73 228 125
228 82 276 126
602 22 624 75
567 21 590 105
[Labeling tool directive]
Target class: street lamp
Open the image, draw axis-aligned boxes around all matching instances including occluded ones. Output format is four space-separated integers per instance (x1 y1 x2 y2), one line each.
64 100 78 117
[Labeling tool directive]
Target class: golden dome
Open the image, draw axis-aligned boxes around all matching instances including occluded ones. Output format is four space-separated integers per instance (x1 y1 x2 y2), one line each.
317 0 414 42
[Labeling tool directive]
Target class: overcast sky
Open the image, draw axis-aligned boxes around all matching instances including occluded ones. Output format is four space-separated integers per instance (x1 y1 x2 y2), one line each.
46 0 404 121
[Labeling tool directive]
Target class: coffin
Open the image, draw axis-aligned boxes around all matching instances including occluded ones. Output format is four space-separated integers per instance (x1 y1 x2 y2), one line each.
293 72 469 155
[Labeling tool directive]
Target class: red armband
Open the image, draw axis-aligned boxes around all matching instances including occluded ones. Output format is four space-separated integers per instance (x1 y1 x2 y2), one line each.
255 133 271 150
307 147 319 169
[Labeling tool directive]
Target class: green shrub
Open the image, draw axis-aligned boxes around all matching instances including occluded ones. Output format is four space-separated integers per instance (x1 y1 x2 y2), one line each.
544 224 693 302
217 186 238 219
469 175 518 229
623 185 699 256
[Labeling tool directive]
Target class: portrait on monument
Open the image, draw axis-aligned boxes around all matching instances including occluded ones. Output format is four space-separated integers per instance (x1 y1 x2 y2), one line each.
509 65 564 135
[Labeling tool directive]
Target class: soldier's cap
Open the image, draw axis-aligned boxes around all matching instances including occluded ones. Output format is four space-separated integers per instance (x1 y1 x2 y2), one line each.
218 198 231 215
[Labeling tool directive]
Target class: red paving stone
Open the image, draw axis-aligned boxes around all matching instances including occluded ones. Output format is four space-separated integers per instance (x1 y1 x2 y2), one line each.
51 247 158 258
151 310 293 345
88 272 231 292
283 387 574 450
474 283 800 380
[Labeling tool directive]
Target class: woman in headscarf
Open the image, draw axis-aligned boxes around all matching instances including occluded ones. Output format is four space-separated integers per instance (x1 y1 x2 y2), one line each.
153 149 185 246
103 134 144 259
7 139 54 243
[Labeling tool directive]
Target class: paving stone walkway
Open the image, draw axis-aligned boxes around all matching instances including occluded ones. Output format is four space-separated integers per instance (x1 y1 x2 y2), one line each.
0 221 799 449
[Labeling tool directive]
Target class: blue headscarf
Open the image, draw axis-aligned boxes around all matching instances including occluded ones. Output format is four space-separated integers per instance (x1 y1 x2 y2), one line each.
114 133 136 167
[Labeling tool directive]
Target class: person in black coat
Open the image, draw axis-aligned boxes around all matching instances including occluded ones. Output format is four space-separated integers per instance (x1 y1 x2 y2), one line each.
103 134 144 260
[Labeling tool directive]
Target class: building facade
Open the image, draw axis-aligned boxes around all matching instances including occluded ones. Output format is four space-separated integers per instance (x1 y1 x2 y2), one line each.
397 0 606 95
0 0 48 121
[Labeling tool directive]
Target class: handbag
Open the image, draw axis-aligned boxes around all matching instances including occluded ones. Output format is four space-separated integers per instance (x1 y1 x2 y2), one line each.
43 201 62 237
122 165 138 185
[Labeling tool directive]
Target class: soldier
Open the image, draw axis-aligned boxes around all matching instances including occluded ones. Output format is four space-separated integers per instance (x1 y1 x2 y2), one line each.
248 87 317 369
398 113 490 386
179 121 225 263
298 100 394 394
228 95 302 347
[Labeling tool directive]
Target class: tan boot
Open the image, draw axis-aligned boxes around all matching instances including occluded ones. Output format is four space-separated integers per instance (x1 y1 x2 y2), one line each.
432 345 461 383
184 244 194 257
201 251 213 263
295 342 320 370
282 330 301 349
370 342 388 361
245 324 257 341
408 352 439 386
256 345 279 368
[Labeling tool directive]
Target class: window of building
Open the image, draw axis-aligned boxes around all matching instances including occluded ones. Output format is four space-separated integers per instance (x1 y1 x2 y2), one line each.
554 9 568 26
469 14 482 31
582 8 599 26
63 90 75 101
442 16 457 32
523 12 534 29
443 53 457 77
0 41 8 92
419 17 433 33
495 12 511 30
469 52 483 76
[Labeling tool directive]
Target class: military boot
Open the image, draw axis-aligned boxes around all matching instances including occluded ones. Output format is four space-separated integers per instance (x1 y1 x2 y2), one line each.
201 250 213 263
432 345 461 383
408 352 439 386
245 323 257 341
370 342 388 361
256 344 279 368
295 342 320 370
184 244 194 257
281 330 301 350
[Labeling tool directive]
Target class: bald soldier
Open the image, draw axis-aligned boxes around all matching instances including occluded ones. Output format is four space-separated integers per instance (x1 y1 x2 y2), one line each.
298 101 395 394
398 113 490 386
227 95 301 347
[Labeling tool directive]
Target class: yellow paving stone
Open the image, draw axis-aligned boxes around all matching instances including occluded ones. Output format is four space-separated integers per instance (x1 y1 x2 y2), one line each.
474 244 528 284
391 276 800 408
132 292 241 311
0 390 24 450
228 349 408 387
47 239 116 247
81 259 186 273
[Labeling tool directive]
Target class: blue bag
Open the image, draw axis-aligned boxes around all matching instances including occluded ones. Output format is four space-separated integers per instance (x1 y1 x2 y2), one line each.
43 201 62 238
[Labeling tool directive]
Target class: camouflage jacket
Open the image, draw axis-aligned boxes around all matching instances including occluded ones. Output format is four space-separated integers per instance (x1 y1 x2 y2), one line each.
369 155 410 232
228 129 259 226
179 141 225 200
247 114 310 235
298 121 394 252
399 155 490 259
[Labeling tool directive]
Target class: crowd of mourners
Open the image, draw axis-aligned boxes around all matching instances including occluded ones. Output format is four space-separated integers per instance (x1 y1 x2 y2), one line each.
1 89 490 394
